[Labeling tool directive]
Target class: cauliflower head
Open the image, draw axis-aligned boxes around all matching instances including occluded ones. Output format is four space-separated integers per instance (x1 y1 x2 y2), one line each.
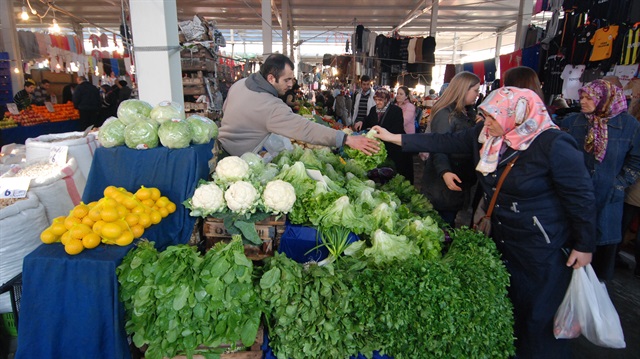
263 180 296 214
224 180 259 214
215 156 250 183
191 182 226 214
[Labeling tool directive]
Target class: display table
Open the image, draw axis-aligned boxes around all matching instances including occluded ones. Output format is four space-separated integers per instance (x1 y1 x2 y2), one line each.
0 119 84 146
15 142 214 359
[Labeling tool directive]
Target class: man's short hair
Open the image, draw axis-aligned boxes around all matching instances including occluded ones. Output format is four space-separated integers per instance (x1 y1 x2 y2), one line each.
41 79 50 85
429 89 436 95
25 79 36 87
260 54 295 81
360 75 371 83
119 80 128 87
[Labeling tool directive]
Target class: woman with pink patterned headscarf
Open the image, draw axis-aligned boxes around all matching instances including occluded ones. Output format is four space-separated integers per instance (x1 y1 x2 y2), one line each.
562 79 640 282
373 87 596 358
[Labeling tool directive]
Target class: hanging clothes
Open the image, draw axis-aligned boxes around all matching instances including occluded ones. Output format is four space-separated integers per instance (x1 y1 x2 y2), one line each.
589 26 619 62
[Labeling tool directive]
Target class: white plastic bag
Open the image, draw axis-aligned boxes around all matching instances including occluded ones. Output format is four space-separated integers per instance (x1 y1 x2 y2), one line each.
553 264 626 348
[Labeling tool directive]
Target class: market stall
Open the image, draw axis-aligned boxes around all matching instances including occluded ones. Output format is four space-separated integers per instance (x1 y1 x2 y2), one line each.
0 118 84 146
14 142 213 359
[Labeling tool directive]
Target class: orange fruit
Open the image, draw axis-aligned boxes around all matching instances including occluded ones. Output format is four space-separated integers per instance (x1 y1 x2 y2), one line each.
50 222 68 236
92 220 106 235
88 207 102 221
72 203 89 219
82 233 101 249
64 216 81 230
64 239 84 255
130 224 144 238
103 185 119 198
70 224 93 240
100 207 120 222
101 222 122 239
115 230 134 246
165 202 177 214
40 229 59 244
158 207 169 218
134 186 152 201
149 211 162 225
138 213 152 228
124 213 139 227
149 187 161 201
60 231 72 245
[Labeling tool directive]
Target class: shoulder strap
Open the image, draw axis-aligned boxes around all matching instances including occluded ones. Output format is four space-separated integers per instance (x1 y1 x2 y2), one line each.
485 155 519 218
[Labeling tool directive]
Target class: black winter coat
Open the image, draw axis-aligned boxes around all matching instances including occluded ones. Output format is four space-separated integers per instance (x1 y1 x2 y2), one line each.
403 123 596 358
73 81 101 111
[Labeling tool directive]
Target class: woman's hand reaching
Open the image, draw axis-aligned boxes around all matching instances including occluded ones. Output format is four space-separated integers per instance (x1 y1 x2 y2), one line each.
372 125 402 146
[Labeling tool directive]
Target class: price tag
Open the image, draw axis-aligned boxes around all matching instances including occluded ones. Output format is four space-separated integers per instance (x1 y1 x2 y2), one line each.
49 145 68 164
50 94 57 104
7 103 19 115
0 177 30 199
45 102 55 112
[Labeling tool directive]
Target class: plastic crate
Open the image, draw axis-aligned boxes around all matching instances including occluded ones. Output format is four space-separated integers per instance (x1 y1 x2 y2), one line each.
0 273 22 337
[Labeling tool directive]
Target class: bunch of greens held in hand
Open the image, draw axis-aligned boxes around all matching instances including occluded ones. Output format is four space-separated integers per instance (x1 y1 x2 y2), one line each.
117 237 263 359
343 128 388 171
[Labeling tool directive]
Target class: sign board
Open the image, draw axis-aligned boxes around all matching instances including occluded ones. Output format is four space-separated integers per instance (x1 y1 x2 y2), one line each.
45 102 55 112
49 146 69 165
7 103 19 115
0 177 30 199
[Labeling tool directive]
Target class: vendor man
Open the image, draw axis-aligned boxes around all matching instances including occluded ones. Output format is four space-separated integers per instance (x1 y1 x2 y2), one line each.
13 79 36 111
218 54 379 156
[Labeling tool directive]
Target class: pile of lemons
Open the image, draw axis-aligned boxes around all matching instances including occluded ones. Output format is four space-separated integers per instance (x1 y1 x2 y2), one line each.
40 185 176 255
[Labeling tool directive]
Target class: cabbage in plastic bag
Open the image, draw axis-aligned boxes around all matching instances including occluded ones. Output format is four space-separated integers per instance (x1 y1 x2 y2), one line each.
186 115 218 144
150 101 185 125
158 119 192 149
124 119 159 150
98 117 126 148
117 99 153 125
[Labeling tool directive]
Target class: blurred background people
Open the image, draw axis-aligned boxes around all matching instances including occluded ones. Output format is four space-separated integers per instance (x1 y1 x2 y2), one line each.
73 76 101 129
350 75 375 126
503 66 544 101
32 79 51 106
394 86 416 135
116 80 132 103
13 79 36 111
62 82 76 104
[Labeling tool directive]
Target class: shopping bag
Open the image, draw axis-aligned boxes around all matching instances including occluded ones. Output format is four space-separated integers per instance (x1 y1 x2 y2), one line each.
553 264 626 348
472 197 491 236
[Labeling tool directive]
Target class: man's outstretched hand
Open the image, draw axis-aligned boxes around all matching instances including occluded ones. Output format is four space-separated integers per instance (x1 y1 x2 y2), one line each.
344 135 380 155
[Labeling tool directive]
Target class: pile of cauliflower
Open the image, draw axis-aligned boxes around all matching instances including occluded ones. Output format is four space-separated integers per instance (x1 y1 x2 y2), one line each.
187 153 296 217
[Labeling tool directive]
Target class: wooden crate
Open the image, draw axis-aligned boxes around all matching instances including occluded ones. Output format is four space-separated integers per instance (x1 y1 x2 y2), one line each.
165 326 264 359
184 102 208 112
183 85 206 95
203 216 286 260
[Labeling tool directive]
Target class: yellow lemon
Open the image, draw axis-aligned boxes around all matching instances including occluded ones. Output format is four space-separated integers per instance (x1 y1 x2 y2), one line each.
155 196 170 208
103 185 119 198
134 186 152 201
124 213 139 227
138 213 152 228
64 239 84 255
165 202 177 214
92 220 106 235
82 233 101 249
130 224 144 238
101 222 122 240
88 207 102 221
72 203 90 219
149 211 162 225
149 187 161 201
116 204 129 218
115 230 134 246
70 224 93 240
50 222 68 236
158 207 169 218
40 229 59 244
81 216 95 227
64 216 81 230
60 231 72 245
100 207 120 222
141 199 155 208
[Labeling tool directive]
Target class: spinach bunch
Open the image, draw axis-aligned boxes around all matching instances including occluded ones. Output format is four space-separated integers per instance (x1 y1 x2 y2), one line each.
260 253 366 359
117 238 263 359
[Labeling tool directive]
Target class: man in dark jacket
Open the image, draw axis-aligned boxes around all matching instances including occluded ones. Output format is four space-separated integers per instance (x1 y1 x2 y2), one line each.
73 76 101 129
13 79 36 110
116 80 132 104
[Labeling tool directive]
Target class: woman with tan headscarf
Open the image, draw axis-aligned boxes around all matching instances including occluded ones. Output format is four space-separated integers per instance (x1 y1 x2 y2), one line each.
562 79 640 281
373 87 595 358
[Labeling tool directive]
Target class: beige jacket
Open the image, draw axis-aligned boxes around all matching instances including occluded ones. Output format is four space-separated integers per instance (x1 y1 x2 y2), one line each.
218 74 345 156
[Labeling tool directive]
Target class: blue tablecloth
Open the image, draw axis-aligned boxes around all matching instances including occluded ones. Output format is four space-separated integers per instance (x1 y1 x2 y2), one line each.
0 119 84 146
15 143 213 359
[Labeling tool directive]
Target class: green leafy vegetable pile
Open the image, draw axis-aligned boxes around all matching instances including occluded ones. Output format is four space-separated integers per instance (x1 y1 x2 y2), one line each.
117 238 263 359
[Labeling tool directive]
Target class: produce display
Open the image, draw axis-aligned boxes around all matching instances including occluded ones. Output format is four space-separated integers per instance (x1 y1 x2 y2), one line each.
99 100 217 149
129 144 515 359
0 118 18 129
39 185 176 255
117 237 262 359
31 103 80 121
2 109 48 126
343 129 387 171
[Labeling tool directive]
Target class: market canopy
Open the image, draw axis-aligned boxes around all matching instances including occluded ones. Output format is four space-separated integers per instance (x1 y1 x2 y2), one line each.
11 0 552 63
